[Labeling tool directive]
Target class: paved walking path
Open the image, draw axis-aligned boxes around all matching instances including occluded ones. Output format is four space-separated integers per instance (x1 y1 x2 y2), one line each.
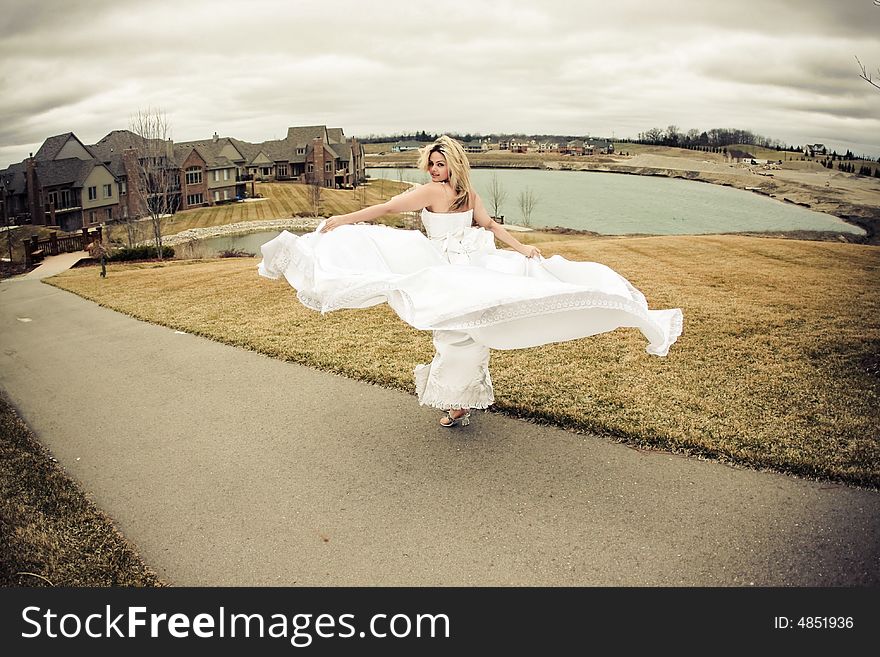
0 263 877 585
18 251 90 280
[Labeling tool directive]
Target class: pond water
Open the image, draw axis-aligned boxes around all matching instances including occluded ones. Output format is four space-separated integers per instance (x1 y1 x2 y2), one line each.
367 167 864 236
176 231 290 258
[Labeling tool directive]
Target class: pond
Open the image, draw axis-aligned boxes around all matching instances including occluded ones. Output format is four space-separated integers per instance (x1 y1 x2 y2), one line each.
366 167 865 236
175 231 292 258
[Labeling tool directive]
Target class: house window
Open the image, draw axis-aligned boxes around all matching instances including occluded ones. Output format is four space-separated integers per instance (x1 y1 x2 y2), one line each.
325 162 332 173
186 193 204 206
106 208 113 221
47 191 58 208
261 166 271 176
307 163 314 173
223 190 229 200
185 167 202 185
120 180 127 195
88 186 97 201
223 169 230 181
213 191 220 202
213 170 220 182
103 184 112 198
277 163 288 177
89 211 97 224
297 148 305 155
60 190 72 208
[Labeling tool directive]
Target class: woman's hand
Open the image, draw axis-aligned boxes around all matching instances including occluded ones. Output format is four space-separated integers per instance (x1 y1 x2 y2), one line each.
321 215 346 232
518 244 542 259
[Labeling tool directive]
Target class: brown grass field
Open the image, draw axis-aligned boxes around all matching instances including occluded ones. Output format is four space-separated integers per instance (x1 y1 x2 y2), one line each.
48 233 880 488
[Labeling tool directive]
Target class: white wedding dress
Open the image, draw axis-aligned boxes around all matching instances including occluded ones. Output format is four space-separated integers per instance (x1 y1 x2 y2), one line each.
258 208 683 410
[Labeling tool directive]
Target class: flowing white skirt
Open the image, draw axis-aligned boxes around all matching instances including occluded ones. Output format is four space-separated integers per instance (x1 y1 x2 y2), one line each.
258 223 683 356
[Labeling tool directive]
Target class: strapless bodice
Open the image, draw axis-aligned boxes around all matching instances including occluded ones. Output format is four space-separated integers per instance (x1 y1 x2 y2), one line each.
420 208 494 264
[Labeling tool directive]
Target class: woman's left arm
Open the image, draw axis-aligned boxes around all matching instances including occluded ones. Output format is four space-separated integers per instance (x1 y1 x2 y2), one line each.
472 193 541 258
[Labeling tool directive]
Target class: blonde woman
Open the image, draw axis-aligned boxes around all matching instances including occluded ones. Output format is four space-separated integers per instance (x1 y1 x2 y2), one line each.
259 136 682 428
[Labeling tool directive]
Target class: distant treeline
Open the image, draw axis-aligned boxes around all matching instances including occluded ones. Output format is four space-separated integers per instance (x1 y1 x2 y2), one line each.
633 126 799 151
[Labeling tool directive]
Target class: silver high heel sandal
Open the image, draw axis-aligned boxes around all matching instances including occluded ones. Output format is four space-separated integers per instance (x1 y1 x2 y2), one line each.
440 410 471 427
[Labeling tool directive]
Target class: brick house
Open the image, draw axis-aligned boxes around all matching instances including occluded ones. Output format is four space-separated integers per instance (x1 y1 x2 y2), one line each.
224 125 365 189
1 124 366 232
560 140 586 156
0 133 121 232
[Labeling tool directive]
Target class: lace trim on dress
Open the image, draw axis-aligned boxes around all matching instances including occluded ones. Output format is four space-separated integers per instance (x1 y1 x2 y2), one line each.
413 363 495 410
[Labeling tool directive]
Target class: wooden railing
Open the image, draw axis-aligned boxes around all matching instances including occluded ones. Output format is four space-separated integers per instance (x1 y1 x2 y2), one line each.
25 226 103 267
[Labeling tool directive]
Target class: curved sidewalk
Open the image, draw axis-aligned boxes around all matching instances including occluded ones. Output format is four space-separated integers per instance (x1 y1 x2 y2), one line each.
0 275 877 586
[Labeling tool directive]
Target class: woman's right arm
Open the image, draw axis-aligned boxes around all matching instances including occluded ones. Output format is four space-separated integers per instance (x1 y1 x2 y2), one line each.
321 184 437 232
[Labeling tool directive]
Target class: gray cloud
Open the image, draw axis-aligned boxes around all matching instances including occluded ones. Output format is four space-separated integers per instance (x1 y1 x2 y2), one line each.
1 0 879 166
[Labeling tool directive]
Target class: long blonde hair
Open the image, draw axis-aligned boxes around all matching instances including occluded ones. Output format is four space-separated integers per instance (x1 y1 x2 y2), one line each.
417 136 472 211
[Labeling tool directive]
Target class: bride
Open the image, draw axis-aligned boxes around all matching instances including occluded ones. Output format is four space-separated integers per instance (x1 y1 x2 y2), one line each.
259 136 683 428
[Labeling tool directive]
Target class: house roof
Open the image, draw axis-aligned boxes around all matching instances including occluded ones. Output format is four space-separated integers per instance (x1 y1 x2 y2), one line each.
34 133 96 162
37 157 97 189
91 130 148 156
0 162 27 195
91 130 175 174
327 142 351 162
327 128 345 143
286 126 329 147
174 137 247 168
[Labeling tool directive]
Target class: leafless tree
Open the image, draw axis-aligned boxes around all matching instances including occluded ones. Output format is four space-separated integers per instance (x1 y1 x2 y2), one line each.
856 56 880 92
129 108 177 260
308 181 323 217
517 187 539 227
488 171 507 219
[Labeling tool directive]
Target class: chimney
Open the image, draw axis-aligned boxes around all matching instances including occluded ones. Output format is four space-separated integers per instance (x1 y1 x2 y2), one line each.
25 156 43 226
312 137 324 185
212 132 219 143
166 140 174 160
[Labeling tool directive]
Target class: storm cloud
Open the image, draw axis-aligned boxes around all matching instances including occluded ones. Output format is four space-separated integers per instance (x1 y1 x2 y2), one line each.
1 0 878 165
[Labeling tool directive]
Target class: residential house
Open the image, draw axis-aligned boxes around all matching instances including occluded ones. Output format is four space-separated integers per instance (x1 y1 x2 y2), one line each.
91 129 182 218
589 140 615 154
462 141 488 154
6 133 122 232
391 140 423 153
803 143 827 157
172 134 243 206
560 140 586 156
0 162 29 225
1 124 366 232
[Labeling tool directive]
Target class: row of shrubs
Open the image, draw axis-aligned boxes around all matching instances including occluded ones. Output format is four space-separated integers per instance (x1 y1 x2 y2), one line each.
106 246 175 261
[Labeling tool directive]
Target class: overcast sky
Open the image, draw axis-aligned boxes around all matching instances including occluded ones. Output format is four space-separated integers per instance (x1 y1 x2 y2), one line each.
2 0 879 165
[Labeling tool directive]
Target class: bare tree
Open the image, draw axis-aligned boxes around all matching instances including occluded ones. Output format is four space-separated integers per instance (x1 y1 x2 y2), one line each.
308 181 323 217
856 56 880 92
129 108 177 260
644 127 664 144
487 171 507 220
517 187 538 227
